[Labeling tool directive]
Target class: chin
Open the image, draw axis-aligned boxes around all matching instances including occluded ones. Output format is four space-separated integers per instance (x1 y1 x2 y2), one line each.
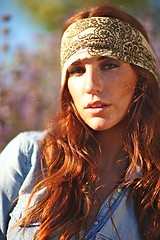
88 121 119 132
89 125 110 131
86 117 116 131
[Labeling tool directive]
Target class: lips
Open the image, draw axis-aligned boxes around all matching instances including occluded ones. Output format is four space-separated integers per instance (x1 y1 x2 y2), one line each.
84 101 111 115
85 101 110 109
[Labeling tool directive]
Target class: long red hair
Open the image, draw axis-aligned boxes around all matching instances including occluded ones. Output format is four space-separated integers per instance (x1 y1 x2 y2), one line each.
18 3 160 240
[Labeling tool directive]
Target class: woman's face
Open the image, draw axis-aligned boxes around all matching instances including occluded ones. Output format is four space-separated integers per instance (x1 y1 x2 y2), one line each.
67 56 137 131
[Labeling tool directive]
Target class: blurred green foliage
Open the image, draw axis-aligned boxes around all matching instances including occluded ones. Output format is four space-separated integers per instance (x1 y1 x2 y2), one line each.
16 0 151 30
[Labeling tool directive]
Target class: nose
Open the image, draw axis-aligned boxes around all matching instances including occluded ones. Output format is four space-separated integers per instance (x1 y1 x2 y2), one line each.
85 66 103 95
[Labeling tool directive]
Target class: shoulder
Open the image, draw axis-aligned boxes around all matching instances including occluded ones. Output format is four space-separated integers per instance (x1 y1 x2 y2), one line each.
5 131 44 151
0 131 45 184
1 131 44 161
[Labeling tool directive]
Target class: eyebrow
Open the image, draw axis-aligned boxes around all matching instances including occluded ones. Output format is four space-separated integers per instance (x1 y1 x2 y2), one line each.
97 56 121 63
71 56 111 65
69 56 117 66
69 61 81 66
97 56 109 61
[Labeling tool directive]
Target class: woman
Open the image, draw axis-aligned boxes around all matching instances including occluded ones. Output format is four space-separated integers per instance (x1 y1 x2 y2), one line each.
0 3 160 240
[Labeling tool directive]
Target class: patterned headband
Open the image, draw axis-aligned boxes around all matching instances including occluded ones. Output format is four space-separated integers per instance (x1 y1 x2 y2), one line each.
60 17 157 85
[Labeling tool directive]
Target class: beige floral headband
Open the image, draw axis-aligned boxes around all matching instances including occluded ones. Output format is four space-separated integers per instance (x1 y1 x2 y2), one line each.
60 17 157 85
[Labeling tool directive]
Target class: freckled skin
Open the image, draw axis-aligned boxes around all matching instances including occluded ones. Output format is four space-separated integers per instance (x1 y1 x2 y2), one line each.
67 56 137 131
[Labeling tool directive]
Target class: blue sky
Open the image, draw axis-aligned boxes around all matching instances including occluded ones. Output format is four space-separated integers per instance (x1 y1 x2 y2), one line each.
0 0 48 68
0 0 46 52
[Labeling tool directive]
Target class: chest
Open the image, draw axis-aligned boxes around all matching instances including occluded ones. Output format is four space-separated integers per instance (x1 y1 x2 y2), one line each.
86 187 141 240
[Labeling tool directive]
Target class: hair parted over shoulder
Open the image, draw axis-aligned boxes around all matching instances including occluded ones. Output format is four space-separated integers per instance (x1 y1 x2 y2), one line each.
17 3 160 240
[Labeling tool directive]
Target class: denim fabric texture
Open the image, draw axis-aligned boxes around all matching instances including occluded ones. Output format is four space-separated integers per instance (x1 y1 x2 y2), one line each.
0 132 141 240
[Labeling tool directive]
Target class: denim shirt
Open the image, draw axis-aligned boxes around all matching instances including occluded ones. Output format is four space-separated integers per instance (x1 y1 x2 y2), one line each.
0 132 141 240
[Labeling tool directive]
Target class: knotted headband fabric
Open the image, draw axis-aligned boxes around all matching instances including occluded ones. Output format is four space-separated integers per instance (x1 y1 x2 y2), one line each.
60 17 157 86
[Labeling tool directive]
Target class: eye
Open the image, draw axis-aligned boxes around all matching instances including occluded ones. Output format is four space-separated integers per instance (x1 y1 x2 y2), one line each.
68 66 85 76
101 60 119 70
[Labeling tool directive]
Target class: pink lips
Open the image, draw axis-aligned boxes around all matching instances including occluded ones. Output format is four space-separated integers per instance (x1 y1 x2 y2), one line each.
85 101 110 114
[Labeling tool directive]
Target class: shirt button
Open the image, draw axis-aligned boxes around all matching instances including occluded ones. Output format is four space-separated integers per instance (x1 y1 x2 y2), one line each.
94 221 99 225
117 188 122 193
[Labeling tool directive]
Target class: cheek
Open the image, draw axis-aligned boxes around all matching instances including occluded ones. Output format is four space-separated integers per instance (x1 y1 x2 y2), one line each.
114 81 136 116
117 89 135 118
118 75 137 99
123 86 135 101
122 86 135 103
68 82 76 100
67 84 81 108
116 66 137 97
68 78 84 101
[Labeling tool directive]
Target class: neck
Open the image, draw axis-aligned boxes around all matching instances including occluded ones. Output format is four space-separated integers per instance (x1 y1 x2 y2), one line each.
95 119 126 162
94 119 128 195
